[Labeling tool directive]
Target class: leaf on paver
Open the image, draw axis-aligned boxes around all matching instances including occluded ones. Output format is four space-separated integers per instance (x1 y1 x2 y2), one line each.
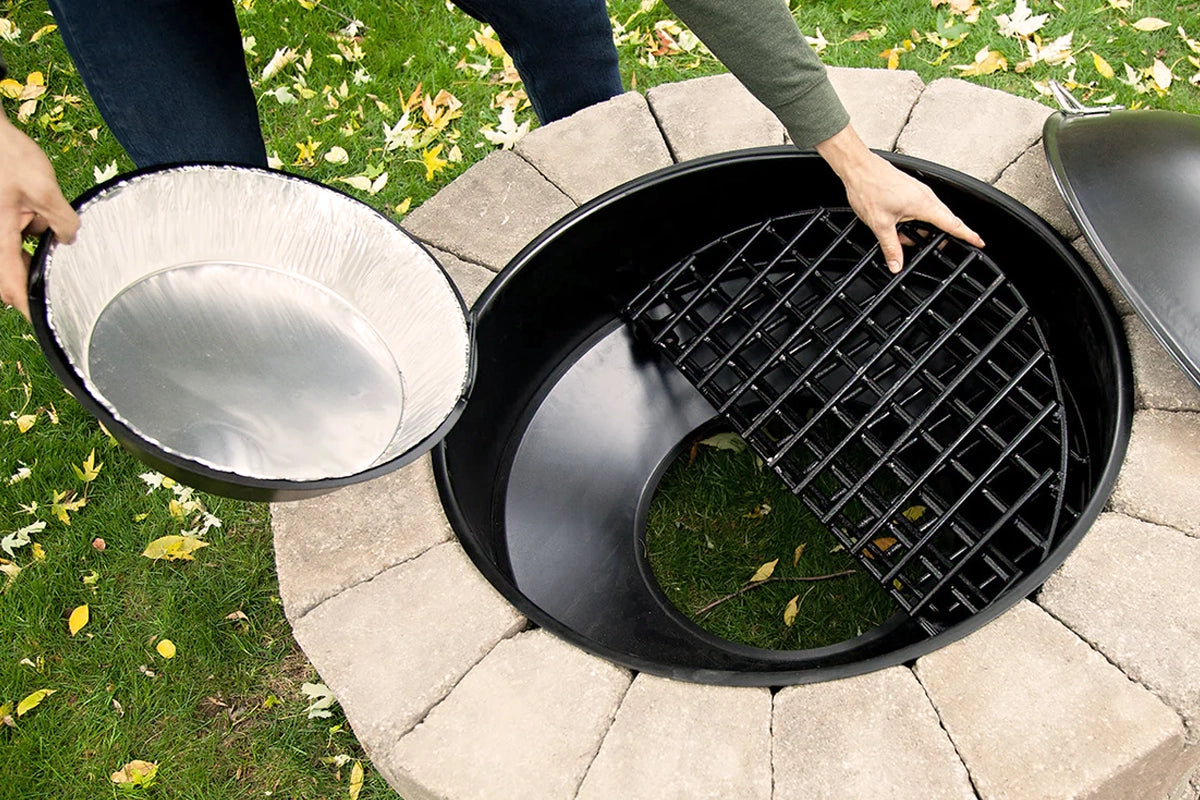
68 604 89 636
698 432 747 453
783 594 800 626
142 535 209 561
110 760 158 787
749 559 778 583
301 682 337 719
349 760 364 800
16 688 55 717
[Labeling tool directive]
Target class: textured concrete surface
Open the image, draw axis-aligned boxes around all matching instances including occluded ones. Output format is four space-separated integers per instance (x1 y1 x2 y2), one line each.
1073 236 1135 315
994 144 1080 239
1125 316 1200 411
646 73 785 161
916 601 1185 800
576 674 771 800
516 92 672 204
403 150 575 270
430 247 497 308
773 667 975 800
1111 410 1200 537
291 542 525 750
1040 513 1200 740
384 630 630 800
272 457 452 619
826 67 924 151
897 78 1053 182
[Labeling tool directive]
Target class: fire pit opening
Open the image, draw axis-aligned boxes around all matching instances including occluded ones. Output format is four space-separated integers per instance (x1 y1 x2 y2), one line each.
434 147 1131 685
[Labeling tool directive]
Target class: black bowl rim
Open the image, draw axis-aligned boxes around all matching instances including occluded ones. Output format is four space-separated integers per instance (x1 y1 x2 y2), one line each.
28 161 476 502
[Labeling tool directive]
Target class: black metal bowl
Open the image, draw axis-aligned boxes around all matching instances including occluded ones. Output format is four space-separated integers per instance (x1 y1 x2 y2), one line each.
434 147 1132 685
30 164 473 501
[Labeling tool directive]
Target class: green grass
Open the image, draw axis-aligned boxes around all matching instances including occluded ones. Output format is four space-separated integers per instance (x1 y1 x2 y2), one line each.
645 436 897 651
1 0 1198 797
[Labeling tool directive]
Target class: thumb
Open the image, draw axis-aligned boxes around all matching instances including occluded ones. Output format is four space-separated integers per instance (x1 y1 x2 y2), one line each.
29 187 80 244
875 226 905 274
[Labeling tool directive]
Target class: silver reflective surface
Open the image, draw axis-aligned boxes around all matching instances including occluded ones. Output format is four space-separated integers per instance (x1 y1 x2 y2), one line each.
43 166 470 482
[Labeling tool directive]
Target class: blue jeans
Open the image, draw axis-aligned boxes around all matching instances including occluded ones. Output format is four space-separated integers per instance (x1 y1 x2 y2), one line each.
47 0 622 168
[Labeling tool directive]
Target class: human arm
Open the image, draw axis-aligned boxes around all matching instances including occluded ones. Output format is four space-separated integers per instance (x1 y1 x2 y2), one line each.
0 56 81 320
659 0 984 270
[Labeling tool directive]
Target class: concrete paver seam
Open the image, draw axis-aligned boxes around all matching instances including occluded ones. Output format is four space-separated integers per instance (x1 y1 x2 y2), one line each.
508 149 585 216
1032 594 1193 741
990 138 1046 189
569 672 638 800
642 98 685 164
286 539 453 626
910 665 986 800
1104 503 1200 541
439 248 503 276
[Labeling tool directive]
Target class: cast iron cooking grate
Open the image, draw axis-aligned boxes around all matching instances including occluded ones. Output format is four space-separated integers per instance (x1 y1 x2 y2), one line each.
624 208 1071 634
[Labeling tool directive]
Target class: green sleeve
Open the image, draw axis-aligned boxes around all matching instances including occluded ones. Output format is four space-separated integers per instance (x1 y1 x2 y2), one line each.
660 0 850 149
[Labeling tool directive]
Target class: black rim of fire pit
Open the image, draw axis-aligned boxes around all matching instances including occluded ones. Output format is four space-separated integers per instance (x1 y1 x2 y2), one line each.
624 209 1070 635
434 147 1132 685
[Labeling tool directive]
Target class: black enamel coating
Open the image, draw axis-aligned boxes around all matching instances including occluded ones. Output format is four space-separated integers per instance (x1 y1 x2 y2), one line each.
434 147 1133 685
1044 109 1200 389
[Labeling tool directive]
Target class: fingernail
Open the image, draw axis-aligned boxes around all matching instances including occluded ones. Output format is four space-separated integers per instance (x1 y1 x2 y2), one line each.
888 260 901 273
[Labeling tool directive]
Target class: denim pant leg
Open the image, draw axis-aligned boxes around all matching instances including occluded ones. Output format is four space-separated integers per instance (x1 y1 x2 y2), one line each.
48 0 267 168
451 0 622 123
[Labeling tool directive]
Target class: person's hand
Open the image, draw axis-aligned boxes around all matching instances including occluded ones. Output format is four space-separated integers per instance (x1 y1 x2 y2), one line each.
0 111 80 320
815 124 984 273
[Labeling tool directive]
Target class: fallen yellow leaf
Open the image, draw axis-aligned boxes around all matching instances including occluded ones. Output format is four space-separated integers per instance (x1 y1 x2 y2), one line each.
110 760 158 786
142 535 209 561
792 543 806 566
902 505 927 522
15 414 36 433
783 594 800 626
156 639 177 659
68 604 89 636
349 760 364 800
749 558 778 583
1093 51 1115 79
16 688 55 717
1131 16 1170 32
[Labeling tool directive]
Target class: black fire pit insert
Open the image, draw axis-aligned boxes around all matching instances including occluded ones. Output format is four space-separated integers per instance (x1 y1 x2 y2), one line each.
624 208 1070 633
434 147 1131 686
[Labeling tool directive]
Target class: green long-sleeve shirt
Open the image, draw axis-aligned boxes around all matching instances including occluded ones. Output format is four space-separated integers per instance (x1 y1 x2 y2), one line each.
663 0 850 148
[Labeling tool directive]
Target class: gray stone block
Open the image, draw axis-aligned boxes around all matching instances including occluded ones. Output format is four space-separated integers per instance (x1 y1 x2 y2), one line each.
430 247 496 309
994 144 1080 239
647 73 785 162
915 600 1184 800
826 67 924 151
1074 236 1134 315
291 542 524 753
384 629 631 800
1125 316 1200 411
773 666 974 800
576 674 770 800
1039 513 1200 742
516 92 672 204
896 78 1052 182
403 150 575 270
271 457 452 620
1111 410 1200 537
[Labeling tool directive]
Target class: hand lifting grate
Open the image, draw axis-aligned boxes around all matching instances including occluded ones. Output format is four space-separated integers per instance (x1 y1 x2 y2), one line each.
624 208 1070 633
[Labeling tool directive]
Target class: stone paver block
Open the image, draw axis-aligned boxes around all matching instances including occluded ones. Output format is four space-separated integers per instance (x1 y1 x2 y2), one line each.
384 629 631 800
647 73 785 162
1124 316 1200 411
826 67 924 151
403 150 574 270
994 144 1080 239
1111 410 1200 537
773 667 974 800
576 674 770 800
897 78 1052 182
516 92 672 204
915 600 1184 800
430 247 496 308
271 457 452 619
1039 513 1200 741
1074 236 1135 315
291 542 524 752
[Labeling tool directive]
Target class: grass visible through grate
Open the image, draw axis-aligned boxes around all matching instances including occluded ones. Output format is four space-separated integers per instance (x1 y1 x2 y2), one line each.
644 433 897 651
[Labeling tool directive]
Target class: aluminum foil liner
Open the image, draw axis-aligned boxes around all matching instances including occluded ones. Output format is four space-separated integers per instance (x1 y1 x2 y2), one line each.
39 165 471 482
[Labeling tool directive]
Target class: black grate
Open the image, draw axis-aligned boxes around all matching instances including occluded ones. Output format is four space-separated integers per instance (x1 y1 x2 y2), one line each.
625 208 1070 632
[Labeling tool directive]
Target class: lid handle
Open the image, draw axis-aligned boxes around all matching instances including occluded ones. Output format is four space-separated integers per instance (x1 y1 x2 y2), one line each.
1049 80 1126 116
